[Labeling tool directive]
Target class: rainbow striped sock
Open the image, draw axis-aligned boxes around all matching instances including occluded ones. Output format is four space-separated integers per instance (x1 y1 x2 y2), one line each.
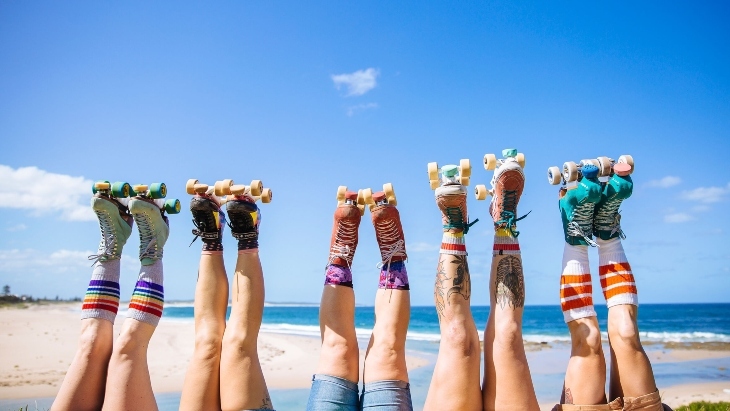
441 232 466 255
493 227 520 256
597 238 638 308
81 259 121 323
560 243 597 323
127 260 164 326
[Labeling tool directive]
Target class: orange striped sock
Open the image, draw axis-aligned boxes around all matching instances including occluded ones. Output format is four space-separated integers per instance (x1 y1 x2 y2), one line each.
560 243 597 322
597 238 638 308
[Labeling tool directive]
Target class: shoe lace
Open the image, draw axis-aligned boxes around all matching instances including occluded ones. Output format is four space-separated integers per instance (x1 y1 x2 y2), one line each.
567 202 599 247
494 189 530 238
443 206 479 234
189 207 224 246
88 210 117 265
594 198 626 239
328 218 358 269
136 212 162 260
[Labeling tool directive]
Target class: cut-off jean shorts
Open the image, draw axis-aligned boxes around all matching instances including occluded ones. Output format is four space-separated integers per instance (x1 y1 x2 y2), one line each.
306 374 413 411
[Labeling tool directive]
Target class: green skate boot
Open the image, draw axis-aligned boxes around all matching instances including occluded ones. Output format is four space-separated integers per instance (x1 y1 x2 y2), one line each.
559 164 603 246
89 181 134 264
129 184 175 266
594 162 633 241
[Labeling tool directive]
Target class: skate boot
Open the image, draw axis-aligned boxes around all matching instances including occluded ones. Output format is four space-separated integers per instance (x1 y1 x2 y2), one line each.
129 184 173 265
88 181 134 264
327 190 362 268
189 185 225 251
369 186 409 290
594 162 633 241
226 189 260 250
559 164 603 246
434 165 477 235
477 149 528 237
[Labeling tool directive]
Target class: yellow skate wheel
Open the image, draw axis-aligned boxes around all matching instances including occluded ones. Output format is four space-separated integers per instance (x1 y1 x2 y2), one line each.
230 185 246 195
193 184 209 194
475 184 488 200
459 159 471 177
261 188 272 203
250 180 263 196
563 162 578 183
186 179 199 195
357 204 365 216
133 184 148 194
95 181 111 190
427 162 438 181
429 179 439 190
547 166 561 185
362 188 374 205
337 186 347 202
618 155 634 174
383 183 397 206
484 154 497 171
516 152 526 168
459 176 470 186
214 180 233 196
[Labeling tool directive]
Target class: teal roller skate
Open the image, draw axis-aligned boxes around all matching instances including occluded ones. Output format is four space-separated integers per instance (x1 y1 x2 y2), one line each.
130 183 179 265
547 161 603 246
89 181 134 264
593 155 635 240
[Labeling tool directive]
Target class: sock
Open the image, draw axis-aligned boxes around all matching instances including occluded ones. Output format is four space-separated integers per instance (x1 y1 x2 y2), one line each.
440 232 466 255
597 237 638 308
81 259 121 323
493 227 520 256
201 210 225 253
236 231 258 252
324 264 353 288
127 260 164 326
379 261 409 290
560 243 597 323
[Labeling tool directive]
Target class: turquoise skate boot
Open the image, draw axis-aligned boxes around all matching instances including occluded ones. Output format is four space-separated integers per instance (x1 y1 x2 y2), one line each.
129 183 172 266
594 162 633 241
559 164 603 247
89 181 134 264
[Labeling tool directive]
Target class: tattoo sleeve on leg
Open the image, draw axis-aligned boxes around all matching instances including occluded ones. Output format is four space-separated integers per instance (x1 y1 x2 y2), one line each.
564 387 573 404
434 255 472 320
262 395 272 409
494 255 525 309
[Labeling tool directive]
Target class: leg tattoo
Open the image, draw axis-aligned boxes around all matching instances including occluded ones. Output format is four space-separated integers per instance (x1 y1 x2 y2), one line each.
434 255 472 319
494 255 525 309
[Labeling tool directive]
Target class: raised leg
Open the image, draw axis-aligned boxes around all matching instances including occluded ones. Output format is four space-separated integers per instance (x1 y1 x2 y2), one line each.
424 183 481 411
181 194 229 411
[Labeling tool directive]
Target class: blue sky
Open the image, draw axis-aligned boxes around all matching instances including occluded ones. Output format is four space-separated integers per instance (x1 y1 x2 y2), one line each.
1 1 728 306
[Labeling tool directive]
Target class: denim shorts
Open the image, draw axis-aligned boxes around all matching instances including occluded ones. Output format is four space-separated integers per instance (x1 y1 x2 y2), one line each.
306 374 413 411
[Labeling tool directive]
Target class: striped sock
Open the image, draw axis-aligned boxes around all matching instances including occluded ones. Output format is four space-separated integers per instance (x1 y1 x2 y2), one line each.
127 260 164 326
81 259 121 323
597 238 638 308
441 232 466 255
493 227 520 256
560 243 597 323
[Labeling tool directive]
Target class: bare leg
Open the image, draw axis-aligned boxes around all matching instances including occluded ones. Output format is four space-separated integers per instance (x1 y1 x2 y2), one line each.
220 252 272 410
363 289 410 383
102 319 158 411
563 317 606 404
482 251 539 410
315 285 360 382
607 305 657 399
53 319 113 411
180 255 229 411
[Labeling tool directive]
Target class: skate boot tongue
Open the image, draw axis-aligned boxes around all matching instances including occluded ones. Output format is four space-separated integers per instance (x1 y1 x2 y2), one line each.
582 164 599 179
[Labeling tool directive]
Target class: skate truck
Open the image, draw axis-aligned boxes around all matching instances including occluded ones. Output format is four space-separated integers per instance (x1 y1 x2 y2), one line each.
474 148 525 200
92 181 181 215
185 179 273 204
547 155 634 187
427 158 472 189
359 183 398 211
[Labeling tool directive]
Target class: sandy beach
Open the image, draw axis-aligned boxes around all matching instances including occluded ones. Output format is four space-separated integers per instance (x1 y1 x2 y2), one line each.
1 303 729 409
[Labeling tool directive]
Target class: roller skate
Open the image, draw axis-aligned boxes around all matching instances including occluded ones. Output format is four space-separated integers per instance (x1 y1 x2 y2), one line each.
186 179 228 248
475 149 528 237
129 183 180 265
427 159 477 234
88 181 135 264
362 184 407 266
546 159 604 247
327 186 363 269
223 180 273 249
593 155 634 240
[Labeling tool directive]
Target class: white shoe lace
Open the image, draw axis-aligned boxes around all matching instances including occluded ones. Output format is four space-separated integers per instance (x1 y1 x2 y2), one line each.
594 198 626 239
136 212 162 261
567 202 599 247
327 218 358 268
88 210 118 265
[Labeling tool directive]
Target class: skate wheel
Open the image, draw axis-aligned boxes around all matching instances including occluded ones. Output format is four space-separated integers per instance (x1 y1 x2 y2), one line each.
475 184 488 200
427 162 439 181
563 162 578 183
459 159 471 177
250 180 263 196
193 184 209 194
459 176 470 186
357 204 365 216
547 166 561 185
133 184 148 194
383 183 397 205
149 183 167 199
261 188 272 203
111 182 131 198
618 155 634 174
596 157 612 177
186 179 199 195
613 163 632 177
484 153 497 170
214 180 233 196
230 184 246 195
429 179 439 190
362 188 374 205
337 186 347 202
92 180 111 194
516 152 526 168
164 199 181 214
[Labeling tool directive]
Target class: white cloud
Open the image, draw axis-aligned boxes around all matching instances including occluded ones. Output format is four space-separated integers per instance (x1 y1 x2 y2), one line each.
0 248 137 273
332 68 379 96
346 103 378 116
647 176 681 188
6 224 26 232
680 183 730 204
0 165 95 221
664 213 694 223
408 242 439 252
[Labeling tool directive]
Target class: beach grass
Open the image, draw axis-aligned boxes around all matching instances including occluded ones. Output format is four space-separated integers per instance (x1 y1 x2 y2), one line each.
676 401 730 411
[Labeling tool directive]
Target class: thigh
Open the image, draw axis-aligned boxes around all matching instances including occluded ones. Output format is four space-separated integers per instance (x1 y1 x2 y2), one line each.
361 380 413 411
307 374 360 411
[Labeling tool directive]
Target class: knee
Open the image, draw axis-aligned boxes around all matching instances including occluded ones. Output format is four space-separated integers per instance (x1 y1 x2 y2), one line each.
221 329 258 355
569 321 603 356
608 317 642 352
492 319 522 349
77 325 112 357
193 325 225 360
321 334 359 361
441 320 478 358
